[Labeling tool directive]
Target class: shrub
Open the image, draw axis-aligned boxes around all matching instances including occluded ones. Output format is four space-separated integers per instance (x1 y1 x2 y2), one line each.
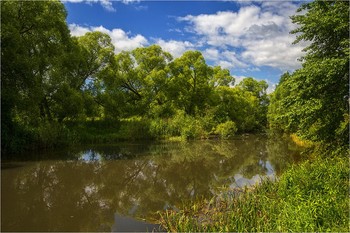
214 121 237 139
119 116 152 140
35 121 72 148
149 118 169 139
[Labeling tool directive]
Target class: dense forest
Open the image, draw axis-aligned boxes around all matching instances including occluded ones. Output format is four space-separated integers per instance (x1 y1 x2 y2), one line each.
2 0 270 154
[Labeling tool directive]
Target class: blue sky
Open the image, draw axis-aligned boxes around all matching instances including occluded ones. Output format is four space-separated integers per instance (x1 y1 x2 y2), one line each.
62 0 308 92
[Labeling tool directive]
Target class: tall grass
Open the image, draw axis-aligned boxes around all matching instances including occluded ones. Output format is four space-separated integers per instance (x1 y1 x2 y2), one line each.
158 156 349 232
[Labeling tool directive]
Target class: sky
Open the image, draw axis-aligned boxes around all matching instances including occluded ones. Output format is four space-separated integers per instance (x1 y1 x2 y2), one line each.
62 0 309 92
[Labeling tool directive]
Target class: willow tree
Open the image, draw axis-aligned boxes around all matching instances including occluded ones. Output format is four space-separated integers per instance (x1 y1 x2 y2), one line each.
1 0 71 151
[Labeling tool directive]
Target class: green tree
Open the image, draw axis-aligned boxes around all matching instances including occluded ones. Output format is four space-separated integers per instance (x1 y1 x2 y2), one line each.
99 45 172 118
213 86 259 132
269 0 349 147
51 31 114 121
132 45 173 117
211 66 235 87
238 77 269 128
169 51 213 116
1 0 71 151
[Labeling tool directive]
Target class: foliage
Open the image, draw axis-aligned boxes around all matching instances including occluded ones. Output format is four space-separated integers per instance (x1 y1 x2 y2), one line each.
268 0 349 148
159 156 349 232
1 0 269 153
214 121 237 139
213 86 262 132
168 51 214 116
1 0 71 152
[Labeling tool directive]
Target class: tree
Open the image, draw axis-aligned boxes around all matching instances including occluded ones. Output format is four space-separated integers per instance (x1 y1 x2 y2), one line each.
213 86 259 132
50 31 114 121
169 51 213 116
1 0 71 151
269 0 349 147
210 66 235 87
99 45 173 118
238 78 269 129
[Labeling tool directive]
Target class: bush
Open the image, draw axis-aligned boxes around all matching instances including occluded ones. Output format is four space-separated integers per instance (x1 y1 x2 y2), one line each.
214 121 237 139
180 119 207 140
119 116 152 140
149 118 169 139
166 111 208 139
35 121 73 148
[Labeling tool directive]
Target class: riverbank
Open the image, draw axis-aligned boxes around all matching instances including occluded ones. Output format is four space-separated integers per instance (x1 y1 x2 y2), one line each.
3 116 262 155
158 153 349 232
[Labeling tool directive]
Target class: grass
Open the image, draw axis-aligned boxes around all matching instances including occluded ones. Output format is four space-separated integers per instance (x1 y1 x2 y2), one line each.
158 155 349 232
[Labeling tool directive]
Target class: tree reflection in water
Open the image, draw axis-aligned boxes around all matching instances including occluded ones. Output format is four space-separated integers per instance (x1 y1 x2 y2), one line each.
1 135 303 231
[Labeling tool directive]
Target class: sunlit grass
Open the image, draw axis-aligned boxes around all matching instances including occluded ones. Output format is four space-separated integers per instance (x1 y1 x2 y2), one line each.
158 156 349 232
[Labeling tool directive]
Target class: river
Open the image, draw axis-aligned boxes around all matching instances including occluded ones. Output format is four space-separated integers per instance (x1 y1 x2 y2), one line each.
1 134 302 231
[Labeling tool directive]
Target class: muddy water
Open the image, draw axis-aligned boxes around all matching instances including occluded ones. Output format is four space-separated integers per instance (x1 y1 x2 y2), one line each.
1 135 302 232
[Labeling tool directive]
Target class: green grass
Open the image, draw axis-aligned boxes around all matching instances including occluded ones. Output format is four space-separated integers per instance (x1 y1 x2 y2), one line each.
158 155 349 232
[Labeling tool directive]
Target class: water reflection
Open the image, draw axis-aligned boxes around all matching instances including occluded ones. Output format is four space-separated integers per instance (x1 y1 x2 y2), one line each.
1 135 302 232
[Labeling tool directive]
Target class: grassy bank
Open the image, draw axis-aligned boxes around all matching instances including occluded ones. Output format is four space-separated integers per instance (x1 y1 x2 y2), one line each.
158 155 349 232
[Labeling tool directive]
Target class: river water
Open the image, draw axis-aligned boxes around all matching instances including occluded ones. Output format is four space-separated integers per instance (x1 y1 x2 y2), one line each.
1 134 302 232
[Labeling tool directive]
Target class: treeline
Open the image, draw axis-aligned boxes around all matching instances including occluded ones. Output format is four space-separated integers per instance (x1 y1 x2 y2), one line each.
1 0 268 153
268 0 349 153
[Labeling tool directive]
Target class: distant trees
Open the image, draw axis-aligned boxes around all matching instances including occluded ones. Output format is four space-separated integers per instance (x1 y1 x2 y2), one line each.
268 0 349 148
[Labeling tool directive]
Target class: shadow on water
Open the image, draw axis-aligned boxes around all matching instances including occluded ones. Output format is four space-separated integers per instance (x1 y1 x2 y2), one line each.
1 163 26 170
1 134 304 231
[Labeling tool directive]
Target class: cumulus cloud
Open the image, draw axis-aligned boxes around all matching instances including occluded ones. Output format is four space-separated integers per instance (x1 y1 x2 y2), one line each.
203 48 220 61
203 48 248 69
178 2 307 71
69 24 148 53
69 24 91 36
155 39 195 58
241 37 304 70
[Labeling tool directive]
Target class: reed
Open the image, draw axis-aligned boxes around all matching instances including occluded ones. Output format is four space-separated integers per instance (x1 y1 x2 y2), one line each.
158 156 349 232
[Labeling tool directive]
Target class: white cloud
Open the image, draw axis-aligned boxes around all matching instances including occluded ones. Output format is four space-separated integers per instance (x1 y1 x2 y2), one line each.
121 0 140 4
233 75 248 86
203 48 220 61
266 82 277 94
221 51 248 68
69 24 91 37
62 0 116 12
134 5 148 11
241 37 305 70
99 0 115 12
178 2 307 71
155 39 195 58
68 24 148 53
203 48 247 69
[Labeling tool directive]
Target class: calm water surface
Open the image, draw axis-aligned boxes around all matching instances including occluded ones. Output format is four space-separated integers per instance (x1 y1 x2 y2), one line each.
2 135 303 232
